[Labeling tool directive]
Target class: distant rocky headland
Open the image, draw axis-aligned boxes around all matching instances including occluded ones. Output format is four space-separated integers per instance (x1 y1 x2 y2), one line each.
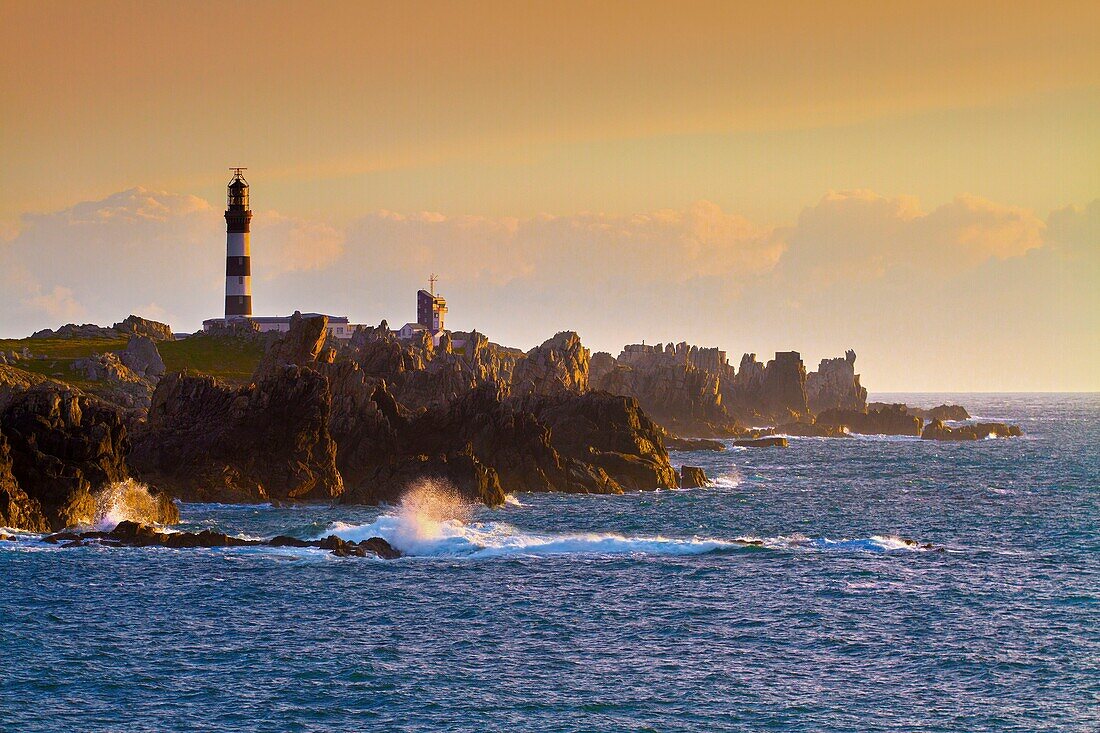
0 314 1022 532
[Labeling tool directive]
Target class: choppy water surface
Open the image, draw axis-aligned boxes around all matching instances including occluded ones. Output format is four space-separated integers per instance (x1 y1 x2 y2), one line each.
2 393 1098 731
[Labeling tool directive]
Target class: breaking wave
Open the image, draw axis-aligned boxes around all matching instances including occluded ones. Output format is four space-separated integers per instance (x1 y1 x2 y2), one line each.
91 479 171 530
318 481 936 559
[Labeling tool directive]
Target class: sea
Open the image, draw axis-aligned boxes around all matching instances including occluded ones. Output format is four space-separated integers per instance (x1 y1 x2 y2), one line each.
2 393 1097 732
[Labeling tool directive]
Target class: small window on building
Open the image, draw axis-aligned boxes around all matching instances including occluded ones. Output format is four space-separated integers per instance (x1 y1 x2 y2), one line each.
238 276 244 285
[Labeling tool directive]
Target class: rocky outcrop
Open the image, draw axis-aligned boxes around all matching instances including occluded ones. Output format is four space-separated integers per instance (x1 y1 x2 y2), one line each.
0 386 177 530
724 352 809 425
733 436 789 448
590 342 739 437
31 315 173 342
817 405 922 436
130 368 343 503
253 312 329 379
869 402 971 422
112 315 174 342
0 432 47 531
806 350 867 414
44 520 400 559
921 419 1022 441
511 331 589 396
679 466 708 488
772 421 850 438
341 385 677 505
119 336 166 379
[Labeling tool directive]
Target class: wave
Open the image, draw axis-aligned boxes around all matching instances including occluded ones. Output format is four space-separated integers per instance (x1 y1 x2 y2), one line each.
315 483 936 559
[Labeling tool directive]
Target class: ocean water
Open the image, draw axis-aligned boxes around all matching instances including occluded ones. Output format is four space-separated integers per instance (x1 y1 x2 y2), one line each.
2 393 1097 732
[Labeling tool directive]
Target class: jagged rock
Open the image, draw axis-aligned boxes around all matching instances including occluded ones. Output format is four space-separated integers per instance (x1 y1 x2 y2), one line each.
0 364 74 412
817 405 922 436
663 432 725 451
0 387 176 530
733 437 789 448
70 352 154 413
112 315 174 342
806 350 867 414
773 421 850 438
724 352 809 425
253 312 328 379
870 402 971 422
592 342 740 437
0 431 47 531
679 466 708 488
45 520 401 558
921 419 1022 441
119 336 166 378
31 323 117 339
511 331 590 396
129 368 343 503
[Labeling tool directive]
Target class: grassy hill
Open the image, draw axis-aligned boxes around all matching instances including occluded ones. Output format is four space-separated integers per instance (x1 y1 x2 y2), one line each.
0 334 265 387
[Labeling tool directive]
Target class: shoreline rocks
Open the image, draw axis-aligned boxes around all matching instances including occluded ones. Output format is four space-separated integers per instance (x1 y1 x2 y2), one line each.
43 520 400 559
921 419 1023 441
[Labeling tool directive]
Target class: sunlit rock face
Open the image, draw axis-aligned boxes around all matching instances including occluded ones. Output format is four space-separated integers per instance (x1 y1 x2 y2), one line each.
806 350 868 414
590 342 739 437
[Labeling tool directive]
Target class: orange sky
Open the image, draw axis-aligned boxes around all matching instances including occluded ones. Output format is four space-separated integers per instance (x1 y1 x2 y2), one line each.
1 1 1097 390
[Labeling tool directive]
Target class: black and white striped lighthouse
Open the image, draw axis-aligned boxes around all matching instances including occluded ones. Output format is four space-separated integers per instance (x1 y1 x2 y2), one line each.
224 168 252 320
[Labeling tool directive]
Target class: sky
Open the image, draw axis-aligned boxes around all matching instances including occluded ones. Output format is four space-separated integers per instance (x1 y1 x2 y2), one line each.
0 0 1097 391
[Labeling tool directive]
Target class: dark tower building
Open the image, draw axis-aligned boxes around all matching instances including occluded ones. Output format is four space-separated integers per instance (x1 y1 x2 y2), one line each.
417 273 447 333
224 168 253 319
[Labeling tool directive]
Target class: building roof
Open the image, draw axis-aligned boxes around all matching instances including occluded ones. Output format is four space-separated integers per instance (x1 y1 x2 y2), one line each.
203 313 349 325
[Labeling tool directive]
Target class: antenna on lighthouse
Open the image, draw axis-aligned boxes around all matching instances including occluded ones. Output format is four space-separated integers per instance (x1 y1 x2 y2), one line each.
429 273 438 296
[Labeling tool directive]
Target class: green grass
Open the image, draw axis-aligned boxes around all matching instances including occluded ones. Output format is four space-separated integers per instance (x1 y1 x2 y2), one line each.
0 336 129 359
1 335 265 387
160 336 265 383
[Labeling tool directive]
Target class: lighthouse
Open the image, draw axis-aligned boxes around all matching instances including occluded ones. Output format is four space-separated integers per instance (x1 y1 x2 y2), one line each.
224 168 252 320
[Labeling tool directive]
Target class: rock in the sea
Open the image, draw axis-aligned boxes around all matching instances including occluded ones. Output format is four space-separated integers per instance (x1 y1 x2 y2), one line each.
679 465 708 488
733 437 789 448
773 421 850 438
663 433 726 451
725 352 809 425
806 350 867 414
46 520 401 559
868 402 971 422
817 405 922 436
921 419 1022 441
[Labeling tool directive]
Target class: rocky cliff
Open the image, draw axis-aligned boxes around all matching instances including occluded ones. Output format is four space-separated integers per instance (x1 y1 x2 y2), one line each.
590 342 738 437
723 351 809 425
806 350 867 414
0 386 177 530
129 368 344 503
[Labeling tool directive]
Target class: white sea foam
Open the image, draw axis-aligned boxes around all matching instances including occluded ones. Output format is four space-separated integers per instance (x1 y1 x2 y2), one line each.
317 481 932 558
504 494 524 507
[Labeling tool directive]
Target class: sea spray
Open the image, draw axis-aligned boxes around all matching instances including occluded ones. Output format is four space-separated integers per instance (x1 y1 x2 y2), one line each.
91 479 178 530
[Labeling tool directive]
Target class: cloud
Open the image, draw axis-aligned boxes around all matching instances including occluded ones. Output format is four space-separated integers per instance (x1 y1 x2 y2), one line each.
24 286 86 322
253 211 346 276
776 190 1046 290
345 200 784 287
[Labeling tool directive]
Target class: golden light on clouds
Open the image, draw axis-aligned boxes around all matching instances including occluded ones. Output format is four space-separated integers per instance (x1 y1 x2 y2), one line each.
0 1 1096 389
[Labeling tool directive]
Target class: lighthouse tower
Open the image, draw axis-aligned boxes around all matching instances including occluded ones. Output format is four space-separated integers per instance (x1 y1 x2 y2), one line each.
224 168 253 320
